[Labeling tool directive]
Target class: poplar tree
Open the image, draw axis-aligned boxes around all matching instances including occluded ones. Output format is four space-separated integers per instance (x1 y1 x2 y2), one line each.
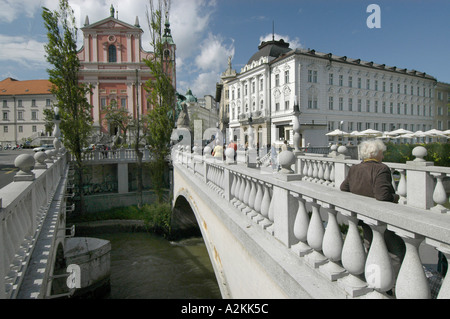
42 0 93 213
144 0 176 203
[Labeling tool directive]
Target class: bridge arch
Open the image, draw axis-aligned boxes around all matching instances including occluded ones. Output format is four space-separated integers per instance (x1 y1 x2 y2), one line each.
171 192 202 240
171 189 231 298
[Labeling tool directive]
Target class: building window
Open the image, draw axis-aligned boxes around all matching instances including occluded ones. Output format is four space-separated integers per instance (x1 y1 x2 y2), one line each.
357 78 361 89
366 79 370 90
32 111 37 120
3 126 7 133
328 96 334 110
46 99 51 106
2 111 8 120
366 100 370 113
285 101 289 110
285 70 289 84
260 100 264 110
2 100 7 107
18 100 23 107
357 99 362 112
108 45 117 62
18 126 23 133
275 74 279 87
121 98 126 108
275 102 280 111
32 99 36 107
329 73 333 85
375 80 378 91
32 125 37 132
308 70 317 83
339 75 343 86
18 111 23 120
339 97 343 111
348 76 353 88
374 100 379 113
348 98 353 111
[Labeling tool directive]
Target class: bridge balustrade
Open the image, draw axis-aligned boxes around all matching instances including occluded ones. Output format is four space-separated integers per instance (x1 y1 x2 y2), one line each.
75 148 152 163
0 150 68 298
173 147 450 299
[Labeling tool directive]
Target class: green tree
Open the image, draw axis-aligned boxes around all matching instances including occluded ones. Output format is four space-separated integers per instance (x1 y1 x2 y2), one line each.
42 0 93 213
101 99 132 147
144 0 176 203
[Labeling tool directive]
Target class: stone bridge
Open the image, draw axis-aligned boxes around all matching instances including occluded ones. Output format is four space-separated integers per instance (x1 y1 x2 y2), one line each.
1 143 449 299
171 145 450 299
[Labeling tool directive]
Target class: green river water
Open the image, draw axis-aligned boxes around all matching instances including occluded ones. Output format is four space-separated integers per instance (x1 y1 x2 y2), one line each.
89 232 222 299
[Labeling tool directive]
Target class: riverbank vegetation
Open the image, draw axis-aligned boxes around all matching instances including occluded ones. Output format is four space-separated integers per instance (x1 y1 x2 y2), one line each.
384 142 450 167
68 203 172 237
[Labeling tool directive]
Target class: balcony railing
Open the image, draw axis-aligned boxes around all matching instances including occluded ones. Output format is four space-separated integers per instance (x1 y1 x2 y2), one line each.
173 145 450 299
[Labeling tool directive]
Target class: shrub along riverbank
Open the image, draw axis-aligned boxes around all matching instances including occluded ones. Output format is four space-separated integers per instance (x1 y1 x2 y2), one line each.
384 142 450 167
67 203 172 237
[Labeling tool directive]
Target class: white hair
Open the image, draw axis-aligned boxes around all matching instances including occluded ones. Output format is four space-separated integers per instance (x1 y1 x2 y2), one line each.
358 139 386 160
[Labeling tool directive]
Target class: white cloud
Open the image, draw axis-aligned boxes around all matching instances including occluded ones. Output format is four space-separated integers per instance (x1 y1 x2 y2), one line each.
195 33 234 73
0 34 47 67
0 0 42 23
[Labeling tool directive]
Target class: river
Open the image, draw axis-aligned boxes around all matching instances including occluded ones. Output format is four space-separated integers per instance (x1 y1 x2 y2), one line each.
86 231 222 299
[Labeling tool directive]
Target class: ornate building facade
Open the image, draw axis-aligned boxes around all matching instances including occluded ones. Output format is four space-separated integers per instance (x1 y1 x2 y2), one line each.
224 38 438 147
77 5 176 135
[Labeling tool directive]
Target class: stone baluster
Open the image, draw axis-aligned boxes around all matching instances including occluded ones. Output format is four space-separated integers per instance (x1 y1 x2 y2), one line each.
312 160 319 182
430 173 448 213
230 173 238 203
362 217 395 293
252 181 264 224
243 178 257 216
323 162 331 186
391 228 430 299
396 169 407 204
239 177 251 212
302 159 309 180
337 209 371 297
266 186 275 235
320 204 346 280
259 182 273 230
307 159 314 181
291 194 312 257
305 199 327 268
236 175 245 205
329 162 335 187
317 161 324 184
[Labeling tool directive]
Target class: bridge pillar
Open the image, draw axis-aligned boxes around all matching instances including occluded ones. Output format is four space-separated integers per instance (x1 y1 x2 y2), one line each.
272 186 298 247
117 163 128 194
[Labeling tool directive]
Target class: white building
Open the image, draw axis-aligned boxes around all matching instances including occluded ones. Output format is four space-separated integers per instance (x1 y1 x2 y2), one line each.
226 39 437 147
0 78 54 147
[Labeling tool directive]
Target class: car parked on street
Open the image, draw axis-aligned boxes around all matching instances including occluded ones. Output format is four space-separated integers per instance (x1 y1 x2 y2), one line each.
33 144 55 152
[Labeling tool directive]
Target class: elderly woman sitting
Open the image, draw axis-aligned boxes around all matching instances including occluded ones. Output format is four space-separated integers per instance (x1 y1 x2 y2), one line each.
340 139 404 272
340 139 399 203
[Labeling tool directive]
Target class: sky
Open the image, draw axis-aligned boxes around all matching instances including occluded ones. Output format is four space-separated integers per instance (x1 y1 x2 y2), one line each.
0 0 449 99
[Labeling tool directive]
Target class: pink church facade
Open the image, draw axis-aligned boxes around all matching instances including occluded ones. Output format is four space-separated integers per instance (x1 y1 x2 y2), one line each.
77 5 176 135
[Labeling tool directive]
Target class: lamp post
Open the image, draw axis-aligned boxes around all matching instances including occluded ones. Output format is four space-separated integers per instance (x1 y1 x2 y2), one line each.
292 95 302 152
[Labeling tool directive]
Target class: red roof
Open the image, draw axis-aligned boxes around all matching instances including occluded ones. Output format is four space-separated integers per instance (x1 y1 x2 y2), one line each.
0 78 53 96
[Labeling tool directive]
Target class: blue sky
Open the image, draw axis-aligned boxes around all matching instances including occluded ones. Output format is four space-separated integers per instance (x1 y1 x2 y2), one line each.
0 0 449 98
